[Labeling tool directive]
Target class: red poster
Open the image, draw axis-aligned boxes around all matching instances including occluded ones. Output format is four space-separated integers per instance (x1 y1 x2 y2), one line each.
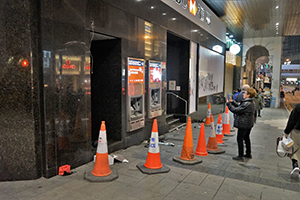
129 65 144 83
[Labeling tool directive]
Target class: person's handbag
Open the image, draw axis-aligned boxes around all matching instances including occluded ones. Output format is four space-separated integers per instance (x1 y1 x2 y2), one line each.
276 134 297 158
276 136 294 157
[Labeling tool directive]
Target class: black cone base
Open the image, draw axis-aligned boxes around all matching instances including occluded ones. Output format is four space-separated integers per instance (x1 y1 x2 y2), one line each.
136 163 170 174
173 156 203 165
84 169 118 182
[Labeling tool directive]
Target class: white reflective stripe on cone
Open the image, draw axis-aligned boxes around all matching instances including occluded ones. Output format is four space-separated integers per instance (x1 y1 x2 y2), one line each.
210 122 216 137
207 110 211 117
97 130 108 154
224 114 229 124
148 132 160 153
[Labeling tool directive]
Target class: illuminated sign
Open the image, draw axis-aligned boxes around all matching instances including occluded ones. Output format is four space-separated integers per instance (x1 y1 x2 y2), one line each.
173 0 210 26
188 0 197 16
128 58 144 83
85 62 90 70
62 60 76 69
149 61 162 83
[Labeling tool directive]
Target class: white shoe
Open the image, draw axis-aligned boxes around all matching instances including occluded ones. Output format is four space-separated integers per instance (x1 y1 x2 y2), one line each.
290 167 300 176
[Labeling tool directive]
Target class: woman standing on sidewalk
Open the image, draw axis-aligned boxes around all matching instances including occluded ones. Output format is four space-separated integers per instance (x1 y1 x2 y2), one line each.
226 87 257 161
284 103 300 176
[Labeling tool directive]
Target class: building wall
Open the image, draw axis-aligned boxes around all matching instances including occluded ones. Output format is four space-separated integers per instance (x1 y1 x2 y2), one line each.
0 0 226 180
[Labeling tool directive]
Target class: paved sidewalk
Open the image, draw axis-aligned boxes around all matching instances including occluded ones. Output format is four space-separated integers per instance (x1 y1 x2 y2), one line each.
0 107 299 200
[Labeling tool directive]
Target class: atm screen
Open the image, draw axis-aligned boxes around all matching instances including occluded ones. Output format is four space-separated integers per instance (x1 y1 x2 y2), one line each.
149 61 162 83
129 65 144 83
149 67 161 83
128 58 144 83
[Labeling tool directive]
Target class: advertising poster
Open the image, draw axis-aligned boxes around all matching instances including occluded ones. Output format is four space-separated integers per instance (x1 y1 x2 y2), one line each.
149 61 162 83
198 46 224 97
128 58 144 84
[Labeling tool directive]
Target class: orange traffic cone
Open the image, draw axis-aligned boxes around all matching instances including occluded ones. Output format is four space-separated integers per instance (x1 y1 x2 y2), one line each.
223 107 234 136
173 117 202 164
206 114 225 154
144 119 163 169
216 114 223 143
84 121 118 182
216 114 227 146
137 119 170 174
204 103 212 126
91 121 112 177
195 123 208 156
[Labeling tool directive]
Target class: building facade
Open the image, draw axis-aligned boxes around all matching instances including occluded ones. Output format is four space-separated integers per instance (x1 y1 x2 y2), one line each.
0 0 227 181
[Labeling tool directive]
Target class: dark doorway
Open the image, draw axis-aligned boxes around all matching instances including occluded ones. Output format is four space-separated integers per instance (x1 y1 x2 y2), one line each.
91 34 122 146
166 32 189 115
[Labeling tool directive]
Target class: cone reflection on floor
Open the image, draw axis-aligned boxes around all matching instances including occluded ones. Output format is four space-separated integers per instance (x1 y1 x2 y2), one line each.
195 123 208 156
173 117 202 165
137 119 170 174
84 121 118 182
206 114 225 154
204 103 212 126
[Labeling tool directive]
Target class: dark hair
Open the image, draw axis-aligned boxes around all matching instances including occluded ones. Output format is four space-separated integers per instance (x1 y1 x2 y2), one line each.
246 88 257 98
237 88 241 92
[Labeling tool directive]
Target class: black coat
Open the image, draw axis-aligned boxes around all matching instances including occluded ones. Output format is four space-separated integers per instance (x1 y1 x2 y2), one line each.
284 103 300 134
226 98 256 129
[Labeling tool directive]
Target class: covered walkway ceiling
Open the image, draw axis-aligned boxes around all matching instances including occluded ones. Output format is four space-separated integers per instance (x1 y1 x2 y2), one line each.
203 0 300 41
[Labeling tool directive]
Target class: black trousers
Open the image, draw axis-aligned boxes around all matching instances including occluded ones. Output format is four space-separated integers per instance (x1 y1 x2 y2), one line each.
237 128 252 157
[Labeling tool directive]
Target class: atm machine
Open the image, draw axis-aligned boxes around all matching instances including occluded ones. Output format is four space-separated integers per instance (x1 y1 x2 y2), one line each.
147 60 162 118
127 57 145 132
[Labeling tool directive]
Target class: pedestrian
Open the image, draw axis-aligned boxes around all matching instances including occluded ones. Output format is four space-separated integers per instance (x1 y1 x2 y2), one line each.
235 84 250 103
258 88 264 116
233 88 241 101
227 87 257 161
254 91 263 118
284 103 300 176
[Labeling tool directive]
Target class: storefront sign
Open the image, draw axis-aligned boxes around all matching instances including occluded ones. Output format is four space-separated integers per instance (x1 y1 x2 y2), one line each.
161 0 226 43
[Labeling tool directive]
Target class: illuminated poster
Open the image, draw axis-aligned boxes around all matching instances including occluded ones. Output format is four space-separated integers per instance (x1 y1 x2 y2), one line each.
149 61 162 83
55 55 80 75
128 58 144 83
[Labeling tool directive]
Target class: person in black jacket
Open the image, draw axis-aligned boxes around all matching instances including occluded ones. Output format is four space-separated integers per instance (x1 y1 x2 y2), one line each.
227 87 257 161
284 103 300 176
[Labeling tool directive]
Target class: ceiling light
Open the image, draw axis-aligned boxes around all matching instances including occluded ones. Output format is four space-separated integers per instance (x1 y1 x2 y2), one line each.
229 35 234 38
230 44 241 55
276 32 278 34
151 6 155 9
162 13 166 16
276 22 279 26
171 18 176 20
276 6 279 9
191 30 198 32
226 32 229 35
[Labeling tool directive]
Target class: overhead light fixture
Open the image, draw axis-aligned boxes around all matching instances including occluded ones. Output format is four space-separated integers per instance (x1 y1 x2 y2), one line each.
276 22 279 26
276 32 278 34
151 6 155 9
226 32 229 35
171 18 176 20
212 45 223 53
162 13 166 16
276 6 279 9
229 35 234 38
229 44 241 55
191 30 198 32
